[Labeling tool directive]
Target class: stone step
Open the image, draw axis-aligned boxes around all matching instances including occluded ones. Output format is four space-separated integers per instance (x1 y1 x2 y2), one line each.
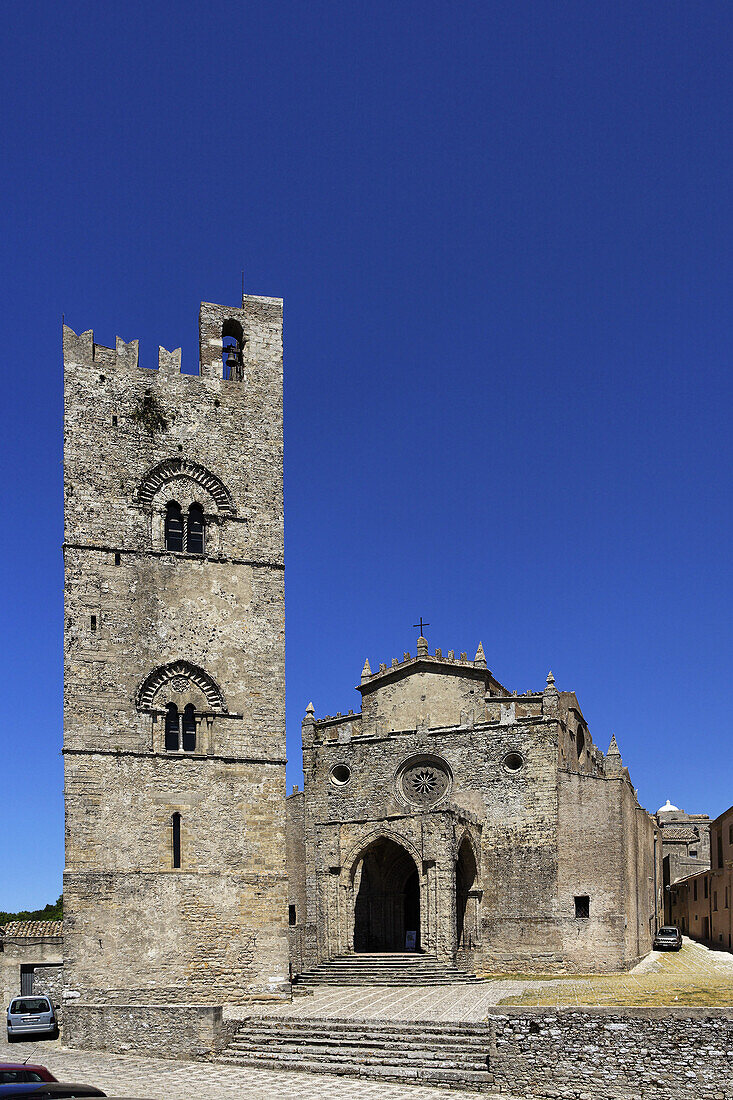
226 1043 488 1069
229 1035 488 1057
242 1017 492 1037
218 1053 495 1090
296 976 479 986
297 953 478 985
219 1015 498 1092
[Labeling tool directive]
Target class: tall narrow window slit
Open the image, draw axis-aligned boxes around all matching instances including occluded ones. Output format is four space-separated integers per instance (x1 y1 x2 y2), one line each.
172 813 181 869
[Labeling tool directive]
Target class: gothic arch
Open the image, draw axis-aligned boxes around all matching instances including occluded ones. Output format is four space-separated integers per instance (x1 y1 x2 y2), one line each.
135 660 228 712
341 827 423 885
454 827 481 874
136 457 236 515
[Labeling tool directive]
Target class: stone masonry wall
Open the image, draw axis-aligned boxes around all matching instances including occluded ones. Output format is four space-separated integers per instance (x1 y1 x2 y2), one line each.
63 1002 235 1060
63 295 289 1003
487 1007 733 1099
557 772 661 970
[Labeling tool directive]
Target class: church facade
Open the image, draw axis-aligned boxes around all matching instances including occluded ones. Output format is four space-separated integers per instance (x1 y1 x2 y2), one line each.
287 636 662 975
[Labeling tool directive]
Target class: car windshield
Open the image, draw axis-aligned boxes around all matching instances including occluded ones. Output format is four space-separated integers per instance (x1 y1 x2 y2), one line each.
658 928 678 935
9 998 50 1014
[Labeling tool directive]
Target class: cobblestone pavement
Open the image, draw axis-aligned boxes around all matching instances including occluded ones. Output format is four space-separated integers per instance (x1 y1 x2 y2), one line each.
233 980 536 1022
0 1036 495 1100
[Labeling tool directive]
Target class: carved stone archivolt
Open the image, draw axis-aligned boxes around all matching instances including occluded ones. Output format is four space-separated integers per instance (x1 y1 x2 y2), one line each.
136 457 237 515
135 660 227 712
397 754 452 808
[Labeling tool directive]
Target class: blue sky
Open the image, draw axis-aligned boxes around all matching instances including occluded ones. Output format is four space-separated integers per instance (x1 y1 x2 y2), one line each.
1 1 731 910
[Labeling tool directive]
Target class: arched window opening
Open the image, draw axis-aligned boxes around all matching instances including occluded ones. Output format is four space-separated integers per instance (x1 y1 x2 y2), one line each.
165 702 197 753
165 502 184 552
172 812 181 869
222 319 244 381
165 703 180 752
187 504 205 555
456 838 478 949
182 704 196 753
576 726 585 759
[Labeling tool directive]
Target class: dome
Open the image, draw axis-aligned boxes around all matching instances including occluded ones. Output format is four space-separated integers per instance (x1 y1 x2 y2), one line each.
657 799 680 815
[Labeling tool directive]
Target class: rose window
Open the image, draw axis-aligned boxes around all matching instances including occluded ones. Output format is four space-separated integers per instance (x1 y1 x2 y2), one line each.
399 758 451 807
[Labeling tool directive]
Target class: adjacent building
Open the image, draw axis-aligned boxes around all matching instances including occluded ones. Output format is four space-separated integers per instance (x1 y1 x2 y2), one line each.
0 922 63 1009
655 799 710 921
668 804 733 951
287 635 663 976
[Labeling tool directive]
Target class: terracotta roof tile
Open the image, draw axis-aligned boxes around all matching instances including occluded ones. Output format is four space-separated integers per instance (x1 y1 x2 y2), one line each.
1 920 63 938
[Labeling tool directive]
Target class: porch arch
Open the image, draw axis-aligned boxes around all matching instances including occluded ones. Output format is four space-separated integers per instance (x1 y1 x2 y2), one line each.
350 835 421 953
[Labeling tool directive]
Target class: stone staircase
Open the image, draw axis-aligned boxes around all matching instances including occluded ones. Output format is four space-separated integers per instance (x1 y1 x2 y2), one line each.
219 1015 496 1090
295 952 480 986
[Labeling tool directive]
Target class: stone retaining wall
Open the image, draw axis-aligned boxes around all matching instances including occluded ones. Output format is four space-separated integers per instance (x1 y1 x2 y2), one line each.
488 1007 732 1099
62 1003 237 1061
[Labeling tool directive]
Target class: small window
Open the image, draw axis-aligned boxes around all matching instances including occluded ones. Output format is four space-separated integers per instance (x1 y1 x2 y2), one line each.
502 752 524 772
114 552 121 565
288 904 297 926
182 704 196 753
330 763 351 785
90 615 97 632
172 812 181 868
165 703 180 752
704 877 709 899
690 849 698 857
574 895 590 919
729 824 733 844
165 501 184 551
718 835 724 868
694 880 698 901
112 415 118 426
714 891 718 912
187 503 205 555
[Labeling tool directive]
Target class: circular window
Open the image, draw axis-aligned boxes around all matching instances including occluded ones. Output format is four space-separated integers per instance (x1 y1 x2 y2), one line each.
397 755 452 808
330 763 351 786
503 752 524 773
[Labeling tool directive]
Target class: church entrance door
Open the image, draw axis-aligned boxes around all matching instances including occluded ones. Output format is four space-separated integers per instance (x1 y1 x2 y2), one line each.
352 837 420 952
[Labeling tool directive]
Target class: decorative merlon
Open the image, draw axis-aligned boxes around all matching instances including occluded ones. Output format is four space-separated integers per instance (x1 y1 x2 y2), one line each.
474 641 486 668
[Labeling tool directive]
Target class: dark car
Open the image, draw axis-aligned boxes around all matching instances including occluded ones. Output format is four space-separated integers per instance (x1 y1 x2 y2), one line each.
0 1085 105 1098
653 925 682 950
0 1067 57 1085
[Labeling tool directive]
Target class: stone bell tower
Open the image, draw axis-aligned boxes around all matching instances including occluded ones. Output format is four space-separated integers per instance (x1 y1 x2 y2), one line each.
62 295 288 1006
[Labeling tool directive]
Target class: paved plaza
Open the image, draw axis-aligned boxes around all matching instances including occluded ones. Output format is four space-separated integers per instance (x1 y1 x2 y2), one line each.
0 1035 496 1100
234 937 733 1021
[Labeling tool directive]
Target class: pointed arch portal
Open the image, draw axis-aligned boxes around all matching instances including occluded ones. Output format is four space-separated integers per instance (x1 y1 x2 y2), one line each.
352 837 420 952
